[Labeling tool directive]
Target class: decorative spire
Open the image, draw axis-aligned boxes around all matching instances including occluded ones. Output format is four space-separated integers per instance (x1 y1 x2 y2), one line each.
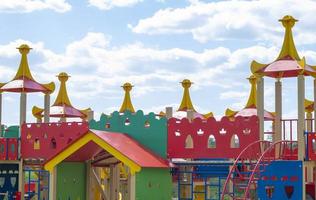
277 15 300 60
119 82 135 113
13 44 35 81
178 79 195 111
245 75 257 108
32 72 90 120
53 72 72 106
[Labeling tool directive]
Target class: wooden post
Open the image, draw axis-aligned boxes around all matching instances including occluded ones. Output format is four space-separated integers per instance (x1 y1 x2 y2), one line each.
110 164 120 200
187 110 194 122
298 74 305 200
274 78 282 142
127 170 136 200
257 76 265 140
49 167 57 200
44 94 50 123
20 92 27 126
19 159 24 197
165 107 173 119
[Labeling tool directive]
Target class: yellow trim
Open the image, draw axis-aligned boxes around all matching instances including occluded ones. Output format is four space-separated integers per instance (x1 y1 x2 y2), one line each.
119 82 135 113
178 79 195 111
42 82 55 94
202 112 213 119
245 75 257 108
250 60 266 75
305 99 314 113
44 131 141 174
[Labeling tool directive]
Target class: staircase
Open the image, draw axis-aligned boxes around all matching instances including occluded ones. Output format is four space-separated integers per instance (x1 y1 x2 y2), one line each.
221 140 297 200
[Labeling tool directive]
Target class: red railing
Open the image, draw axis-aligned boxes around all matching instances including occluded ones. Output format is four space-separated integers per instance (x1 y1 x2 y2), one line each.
221 140 298 200
221 140 271 200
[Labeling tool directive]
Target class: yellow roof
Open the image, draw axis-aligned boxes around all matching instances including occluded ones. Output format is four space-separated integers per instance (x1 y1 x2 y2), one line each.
178 79 195 111
119 82 135 113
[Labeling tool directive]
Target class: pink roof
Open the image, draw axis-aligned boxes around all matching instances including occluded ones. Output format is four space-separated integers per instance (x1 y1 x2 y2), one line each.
0 78 49 93
257 59 316 78
59 130 169 168
235 108 274 120
49 105 86 118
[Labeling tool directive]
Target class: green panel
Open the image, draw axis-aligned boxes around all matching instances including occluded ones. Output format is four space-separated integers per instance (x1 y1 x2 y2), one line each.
135 168 172 200
1 125 19 138
89 110 167 158
56 162 86 200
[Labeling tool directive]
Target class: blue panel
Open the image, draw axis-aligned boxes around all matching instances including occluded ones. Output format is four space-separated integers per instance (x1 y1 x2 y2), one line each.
258 161 303 200
0 164 19 200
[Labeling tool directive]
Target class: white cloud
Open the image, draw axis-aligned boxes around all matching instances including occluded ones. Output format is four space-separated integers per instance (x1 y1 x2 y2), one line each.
1 31 313 124
131 0 316 44
0 0 71 13
88 0 143 10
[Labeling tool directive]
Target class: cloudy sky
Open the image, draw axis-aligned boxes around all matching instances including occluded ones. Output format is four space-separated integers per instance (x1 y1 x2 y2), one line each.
1 0 316 125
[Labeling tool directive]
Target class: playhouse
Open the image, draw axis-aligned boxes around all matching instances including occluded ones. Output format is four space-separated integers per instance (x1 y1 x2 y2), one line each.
0 15 316 200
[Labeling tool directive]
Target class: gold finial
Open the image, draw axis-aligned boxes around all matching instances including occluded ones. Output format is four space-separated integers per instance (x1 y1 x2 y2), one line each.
17 44 32 55
58 72 70 82
53 72 72 106
119 82 135 113
178 79 195 111
279 15 298 29
181 79 192 89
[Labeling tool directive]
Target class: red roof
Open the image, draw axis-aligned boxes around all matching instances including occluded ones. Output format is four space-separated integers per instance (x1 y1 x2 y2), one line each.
51 129 169 168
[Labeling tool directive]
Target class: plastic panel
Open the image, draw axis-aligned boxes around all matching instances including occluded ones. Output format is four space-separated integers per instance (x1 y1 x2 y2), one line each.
21 122 89 161
167 116 259 159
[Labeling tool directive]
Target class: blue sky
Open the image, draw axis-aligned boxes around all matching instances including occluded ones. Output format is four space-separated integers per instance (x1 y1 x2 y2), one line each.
1 0 316 125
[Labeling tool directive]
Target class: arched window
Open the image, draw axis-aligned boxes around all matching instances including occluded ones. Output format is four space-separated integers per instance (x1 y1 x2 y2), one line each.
34 138 40 150
230 134 240 148
185 135 194 149
50 138 57 149
207 135 216 148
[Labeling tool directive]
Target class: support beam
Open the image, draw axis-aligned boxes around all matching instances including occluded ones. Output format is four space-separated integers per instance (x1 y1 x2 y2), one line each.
110 164 120 200
257 76 265 140
274 79 282 142
127 170 135 200
166 107 173 119
92 168 109 200
49 167 57 200
298 75 306 200
20 92 27 126
19 159 24 197
44 94 50 123
187 110 194 122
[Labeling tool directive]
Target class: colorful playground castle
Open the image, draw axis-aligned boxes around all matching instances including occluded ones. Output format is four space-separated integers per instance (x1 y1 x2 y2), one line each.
0 15 316 200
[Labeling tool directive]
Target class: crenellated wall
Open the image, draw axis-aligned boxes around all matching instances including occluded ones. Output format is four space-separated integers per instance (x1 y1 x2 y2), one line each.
21 122 89 161
167 116 259 159
89 110 167 158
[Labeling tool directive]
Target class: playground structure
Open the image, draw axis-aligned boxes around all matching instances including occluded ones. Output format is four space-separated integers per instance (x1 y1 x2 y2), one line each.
0 15 315 200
